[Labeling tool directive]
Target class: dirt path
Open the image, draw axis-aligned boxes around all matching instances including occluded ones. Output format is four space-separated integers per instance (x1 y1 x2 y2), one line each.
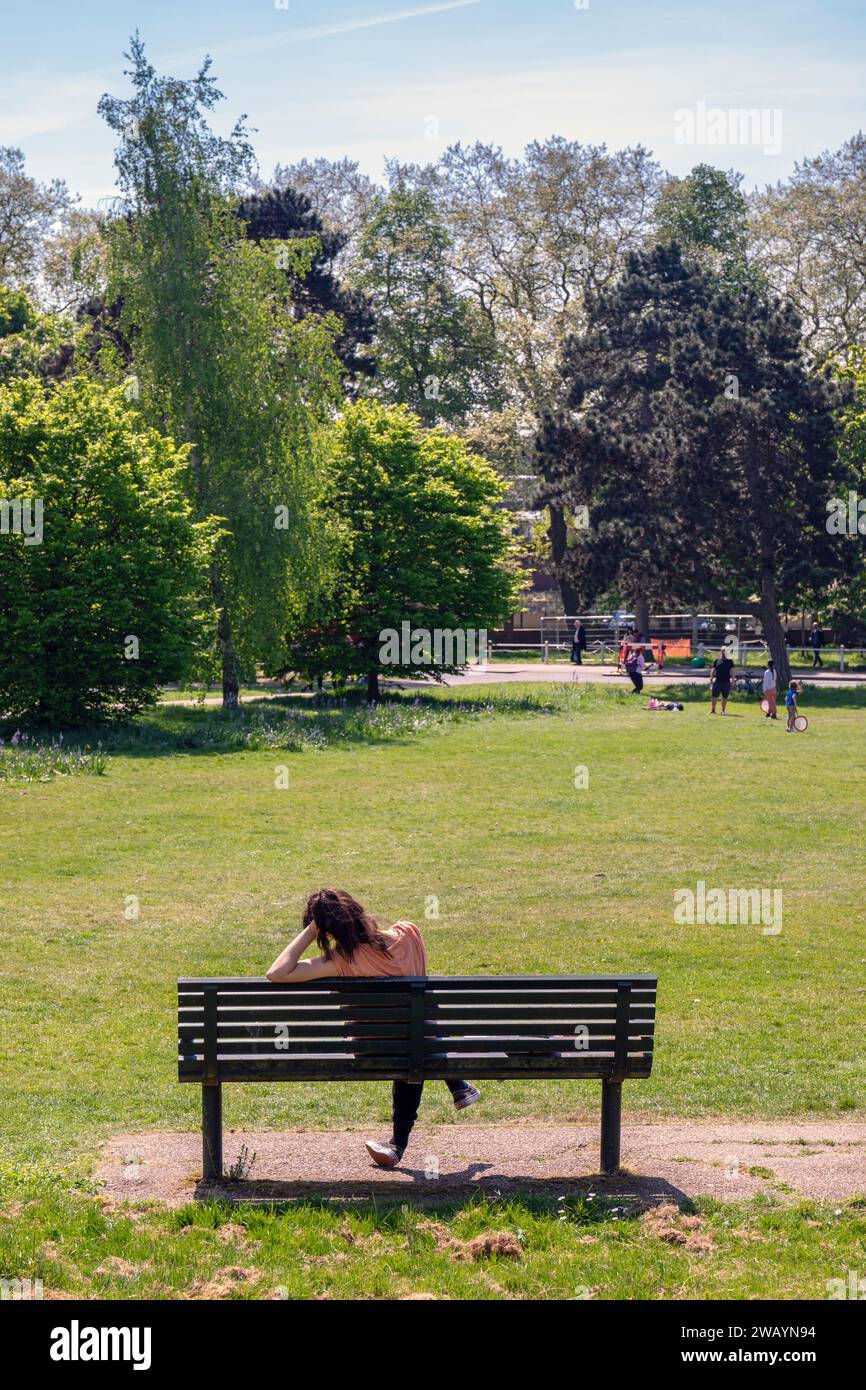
97 1119 866 1207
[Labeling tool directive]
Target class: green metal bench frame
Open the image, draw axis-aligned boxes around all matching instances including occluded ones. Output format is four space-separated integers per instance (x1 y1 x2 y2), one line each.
178 974 657 1180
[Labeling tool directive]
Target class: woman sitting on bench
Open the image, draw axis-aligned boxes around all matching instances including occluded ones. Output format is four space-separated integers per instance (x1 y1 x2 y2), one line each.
266 888 480 1169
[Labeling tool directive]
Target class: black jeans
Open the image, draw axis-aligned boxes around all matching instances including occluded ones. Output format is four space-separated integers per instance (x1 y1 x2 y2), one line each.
391 1079 471 1153
627 669 643 692
571 643 583 664
812 650 822 667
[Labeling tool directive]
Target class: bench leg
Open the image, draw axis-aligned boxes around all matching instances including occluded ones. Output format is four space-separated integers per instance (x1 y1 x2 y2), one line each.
202 1084 223 1181
600 1080 622 1175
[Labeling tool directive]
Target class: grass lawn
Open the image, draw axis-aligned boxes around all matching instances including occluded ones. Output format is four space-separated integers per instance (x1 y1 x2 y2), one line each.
3 1167 863 1301
2 681 865 1299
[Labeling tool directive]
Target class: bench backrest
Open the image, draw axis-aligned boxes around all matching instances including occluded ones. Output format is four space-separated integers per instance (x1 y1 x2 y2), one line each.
178 975 656 1085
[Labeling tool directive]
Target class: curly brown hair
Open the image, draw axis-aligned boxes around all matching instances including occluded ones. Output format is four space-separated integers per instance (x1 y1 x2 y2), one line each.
302 888 392 961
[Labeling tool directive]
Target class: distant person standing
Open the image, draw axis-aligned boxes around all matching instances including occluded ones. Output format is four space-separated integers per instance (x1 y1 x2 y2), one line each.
785 681 800 731
762 658 778 718
810 622 823 668
571 620 587 665
710 647 735 715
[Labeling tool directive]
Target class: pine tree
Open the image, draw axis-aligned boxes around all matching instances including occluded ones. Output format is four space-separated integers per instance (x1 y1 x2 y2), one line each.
675 279 853 688
235 184 375 387
538 242 853 687
536 243 712 633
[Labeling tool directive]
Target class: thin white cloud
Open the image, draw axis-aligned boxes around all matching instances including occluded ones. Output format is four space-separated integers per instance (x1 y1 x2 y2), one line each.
251 52 865 189
160 0 487 68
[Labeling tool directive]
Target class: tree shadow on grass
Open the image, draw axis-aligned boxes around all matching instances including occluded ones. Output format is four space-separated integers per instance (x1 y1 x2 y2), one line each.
1 687 588 761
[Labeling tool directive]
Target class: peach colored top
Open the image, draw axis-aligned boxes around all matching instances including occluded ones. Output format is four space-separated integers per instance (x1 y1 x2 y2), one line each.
330 921 428 977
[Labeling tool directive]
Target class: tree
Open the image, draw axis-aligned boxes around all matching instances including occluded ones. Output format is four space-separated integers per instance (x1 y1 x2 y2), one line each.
99 37 342 708
654 164 750 278
41 207 110 314
271 157 377 245
235 183 374 385
536 244 713 633
804 348 866 642
353 185 502 426
0 376 210 724
673 280 852 688
408 138 664 609
279 402 523 700
0 286 74 384
750 133 866 357
539 242 852 687
0 147 72 291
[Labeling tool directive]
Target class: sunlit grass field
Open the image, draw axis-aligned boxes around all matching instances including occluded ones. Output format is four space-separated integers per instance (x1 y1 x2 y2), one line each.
2 681 865 1166
2 681 865 1299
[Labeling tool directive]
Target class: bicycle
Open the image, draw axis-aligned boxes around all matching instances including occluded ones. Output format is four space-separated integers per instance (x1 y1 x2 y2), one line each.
733 668 762 696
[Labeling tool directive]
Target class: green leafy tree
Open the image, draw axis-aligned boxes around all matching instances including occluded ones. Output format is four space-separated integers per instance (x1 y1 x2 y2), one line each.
279 402 523 699
354 186 502 426
99 36 341 707
0 376 211 724
654 164 750 280
821 349 866 639
0 286 76 384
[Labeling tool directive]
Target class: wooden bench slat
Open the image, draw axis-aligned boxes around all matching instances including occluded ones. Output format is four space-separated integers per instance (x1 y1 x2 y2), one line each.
424 1006 655 1022
180 1056 653 1081
181 1039 414 1057
179 1021 410 1039
179 974 656 987
180 1006 411 1023
421 1037 654 1054
178 991 414 1009
424 992 655 1008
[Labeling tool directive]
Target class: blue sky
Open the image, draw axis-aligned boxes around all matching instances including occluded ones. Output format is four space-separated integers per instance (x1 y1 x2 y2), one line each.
1 0 864 203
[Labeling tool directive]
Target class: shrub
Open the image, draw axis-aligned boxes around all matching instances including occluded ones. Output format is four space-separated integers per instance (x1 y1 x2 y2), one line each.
0 375 214 724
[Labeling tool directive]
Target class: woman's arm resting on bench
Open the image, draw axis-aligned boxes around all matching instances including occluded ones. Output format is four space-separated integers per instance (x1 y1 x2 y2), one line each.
266 924 340 982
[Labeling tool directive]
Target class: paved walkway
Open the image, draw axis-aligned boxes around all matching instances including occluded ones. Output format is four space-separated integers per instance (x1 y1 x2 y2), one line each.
99 1120 866 1207
160 663 866 705
402 662 865 690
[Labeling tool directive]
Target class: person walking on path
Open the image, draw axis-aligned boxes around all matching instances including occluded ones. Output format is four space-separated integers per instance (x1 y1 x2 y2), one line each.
810 622 824 668
625 641 645 693
266 889 480 1170
710 647 735 714
762 658 778 718
571 620 588 665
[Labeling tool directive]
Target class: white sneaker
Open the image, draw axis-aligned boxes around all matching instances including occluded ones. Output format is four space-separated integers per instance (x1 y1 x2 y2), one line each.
365 1141 402 1169
453 1086 481 1111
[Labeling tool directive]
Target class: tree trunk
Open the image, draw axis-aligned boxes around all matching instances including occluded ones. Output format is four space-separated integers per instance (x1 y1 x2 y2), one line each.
366 668 380 703
757 565 791 691
211 563 240 710
547 504 581 615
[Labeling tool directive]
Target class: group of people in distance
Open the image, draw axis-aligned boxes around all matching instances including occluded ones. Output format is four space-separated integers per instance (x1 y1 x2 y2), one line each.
569 622 666 681
568 619 806 725
711 649 801 730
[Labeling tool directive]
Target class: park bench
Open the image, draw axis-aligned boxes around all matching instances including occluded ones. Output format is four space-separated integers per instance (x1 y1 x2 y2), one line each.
178 973 657 1181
